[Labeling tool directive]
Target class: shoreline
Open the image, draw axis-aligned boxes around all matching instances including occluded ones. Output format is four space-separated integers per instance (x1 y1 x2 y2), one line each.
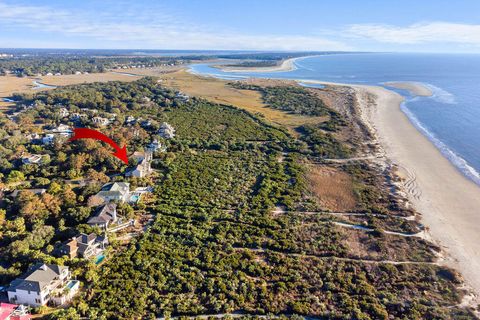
214 56 304 73
355 84 480 301
383 81 433 97
300 78 480 299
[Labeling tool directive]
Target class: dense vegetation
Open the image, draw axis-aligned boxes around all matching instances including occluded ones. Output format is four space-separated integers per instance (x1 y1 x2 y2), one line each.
223 60 279 68
0 78 475 319
0 56 188 77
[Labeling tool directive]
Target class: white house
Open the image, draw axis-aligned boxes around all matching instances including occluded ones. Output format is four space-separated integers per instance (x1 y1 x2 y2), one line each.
41 134 55 145
158 122 175 139
51 124 72 137
92 116 110 126
95 182 131 203
126 151 152 178
58 108 69 118
147 139 166 153
7 264 79 307
21 154 44 165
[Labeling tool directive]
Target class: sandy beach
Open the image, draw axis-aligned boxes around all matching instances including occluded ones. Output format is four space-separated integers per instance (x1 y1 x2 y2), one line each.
216 57 301 73
383 81 433 96
297 78 480 301
356 84 480 301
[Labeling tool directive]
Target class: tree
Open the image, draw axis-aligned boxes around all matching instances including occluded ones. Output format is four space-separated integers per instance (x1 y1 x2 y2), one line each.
48 181 63 194
17 191 48 223
6 170 25 183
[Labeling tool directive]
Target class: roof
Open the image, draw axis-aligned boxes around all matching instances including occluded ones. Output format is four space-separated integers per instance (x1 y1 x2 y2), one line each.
76 233 97 244
87 203 117 225
8 264 67 293
0 303 17 320
101 182 130 192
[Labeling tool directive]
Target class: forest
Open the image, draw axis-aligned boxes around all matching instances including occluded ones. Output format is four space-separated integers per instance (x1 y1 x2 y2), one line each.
0 56 189 77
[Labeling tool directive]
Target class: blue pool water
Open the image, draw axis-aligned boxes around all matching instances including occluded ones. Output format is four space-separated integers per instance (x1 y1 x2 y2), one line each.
130 195 140 203
95 254 105 265
66 280 77 289
190 53 480 186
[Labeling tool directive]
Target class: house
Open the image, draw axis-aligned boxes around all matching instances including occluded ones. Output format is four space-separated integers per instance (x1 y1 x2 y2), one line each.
147 139 166 153
25 133 41 143
41 134 55 145
158 122 175 139
95 182 131 203
92 116 110 126
54 233 108 259
7 264 79 307
0 303 30 320
125 116 136 125
58 108 69 118
50 124 72 137
87 203 118 229
21 154 43 165
70 112 87 121
175 92 190 102
126 152 152 178
140 120 152 128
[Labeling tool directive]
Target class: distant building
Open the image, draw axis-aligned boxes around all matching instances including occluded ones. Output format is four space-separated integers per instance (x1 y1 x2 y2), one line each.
58 108 69 118
54 233 108 259
125 116 136 125
147 139 166 153
175 92 189 102
21 154 43 165
50 124 72 137
92 117 110 126
158 122 175 139
41 134 55 145
87 203 118 229
70 112 87 122
7 264 79 307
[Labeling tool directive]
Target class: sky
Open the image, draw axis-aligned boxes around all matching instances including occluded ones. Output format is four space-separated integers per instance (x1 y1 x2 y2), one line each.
1 0 480 53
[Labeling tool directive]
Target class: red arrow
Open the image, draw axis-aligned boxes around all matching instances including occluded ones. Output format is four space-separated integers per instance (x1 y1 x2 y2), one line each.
68 128 128 164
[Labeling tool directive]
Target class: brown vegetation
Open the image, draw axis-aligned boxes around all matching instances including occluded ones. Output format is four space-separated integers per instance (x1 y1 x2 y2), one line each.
306 165 357 212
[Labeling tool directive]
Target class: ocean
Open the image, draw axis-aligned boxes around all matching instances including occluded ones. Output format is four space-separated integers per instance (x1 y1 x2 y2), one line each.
190 53 480 186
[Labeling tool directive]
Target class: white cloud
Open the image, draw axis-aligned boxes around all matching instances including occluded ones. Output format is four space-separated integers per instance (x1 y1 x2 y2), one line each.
0 1 349 50
347 22 480 45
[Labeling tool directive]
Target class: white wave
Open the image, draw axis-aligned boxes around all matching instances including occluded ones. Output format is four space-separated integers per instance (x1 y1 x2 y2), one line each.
401 101 480 186
422 83 456 104
292 60 315 71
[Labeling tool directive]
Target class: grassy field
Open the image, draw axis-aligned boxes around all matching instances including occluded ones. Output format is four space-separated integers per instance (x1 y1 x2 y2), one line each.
158 70 326 134
306 165 357 212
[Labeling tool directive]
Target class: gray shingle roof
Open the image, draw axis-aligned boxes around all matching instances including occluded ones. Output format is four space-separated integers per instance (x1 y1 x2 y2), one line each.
8 263 67 292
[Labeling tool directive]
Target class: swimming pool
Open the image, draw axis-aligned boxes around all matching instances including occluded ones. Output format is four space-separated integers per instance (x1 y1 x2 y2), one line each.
129 195 140 203
95 254 105 265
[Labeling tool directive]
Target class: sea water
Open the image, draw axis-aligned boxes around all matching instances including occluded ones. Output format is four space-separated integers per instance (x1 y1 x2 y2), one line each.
190 53 480 185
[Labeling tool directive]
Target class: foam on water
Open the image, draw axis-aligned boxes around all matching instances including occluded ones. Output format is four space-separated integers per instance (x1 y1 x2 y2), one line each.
401 100 480 186
423 83 456 104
